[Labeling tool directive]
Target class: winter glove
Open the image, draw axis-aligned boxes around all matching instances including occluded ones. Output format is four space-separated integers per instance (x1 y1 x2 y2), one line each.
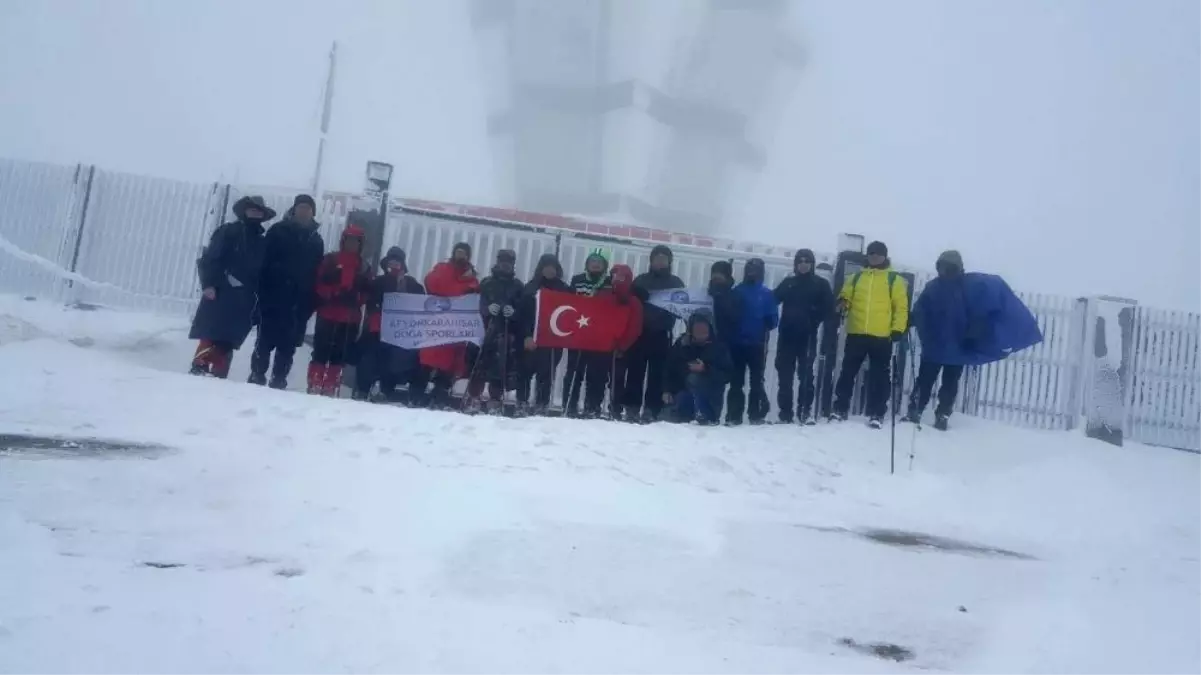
338 289 359 306
502 304 515 318
524 337 536 352
891 330 904 343
688 360 705 373
488 303 501 316
662 392 674 405
202 287 216 300
837 298 850 314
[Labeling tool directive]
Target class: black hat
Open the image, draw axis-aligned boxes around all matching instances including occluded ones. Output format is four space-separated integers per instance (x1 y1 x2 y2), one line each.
650 245 673 263
381 246 406 271
867 241 888 257
794 248 816 264
452 241 472 258
496 249 517 264
688 306 715 332
710 260 733 278
232 195 277 221
293 194 316 210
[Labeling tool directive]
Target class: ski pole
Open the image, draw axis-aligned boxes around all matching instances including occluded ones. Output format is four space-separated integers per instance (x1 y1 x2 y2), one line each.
908 337 921 470
460 317 496 411
609 350 618 419
890 341 900 475
499 316 509 413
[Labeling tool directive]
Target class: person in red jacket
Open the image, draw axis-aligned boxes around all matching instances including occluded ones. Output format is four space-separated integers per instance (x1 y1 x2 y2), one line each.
308 225 370 396
352 246 427 403
605 264 644 419
420 242 480 408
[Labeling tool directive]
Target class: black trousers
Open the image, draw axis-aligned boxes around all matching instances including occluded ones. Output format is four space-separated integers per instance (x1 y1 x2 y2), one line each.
727 342 769 422
250 312 306 379
467 329 519 398
354 332 426 398
911 359 964 417
563 350 611 412
518 347 563 406
833 334 892 418
622 330 672 416
775 332 817 419
311 317 358 366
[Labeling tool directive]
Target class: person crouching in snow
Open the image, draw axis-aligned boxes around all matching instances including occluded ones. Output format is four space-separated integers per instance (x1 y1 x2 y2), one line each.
420 242 480 409
353 246 426 403
189 195 273 378
308 225 370 396
517 253 570 416
466 249 524 414
663 308 731 425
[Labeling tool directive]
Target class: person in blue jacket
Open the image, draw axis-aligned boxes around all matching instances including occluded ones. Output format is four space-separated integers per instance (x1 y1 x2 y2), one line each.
907 250 1043 430
726 258 779 425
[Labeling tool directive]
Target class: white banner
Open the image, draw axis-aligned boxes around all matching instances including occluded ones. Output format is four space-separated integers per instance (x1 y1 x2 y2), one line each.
380 293 485 349
647 287 713 321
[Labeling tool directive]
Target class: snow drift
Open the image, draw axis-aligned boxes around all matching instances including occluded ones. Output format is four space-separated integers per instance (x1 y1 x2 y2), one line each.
0 297 1197 673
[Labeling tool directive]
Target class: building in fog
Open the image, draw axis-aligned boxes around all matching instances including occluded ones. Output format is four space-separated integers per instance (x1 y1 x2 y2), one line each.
470 0 803 236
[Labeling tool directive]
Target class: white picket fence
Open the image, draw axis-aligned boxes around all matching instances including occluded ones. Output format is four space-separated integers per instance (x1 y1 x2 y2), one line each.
1 155 1197 451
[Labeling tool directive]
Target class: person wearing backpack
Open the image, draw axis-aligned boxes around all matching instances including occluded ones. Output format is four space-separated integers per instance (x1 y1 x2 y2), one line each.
830 240 909 428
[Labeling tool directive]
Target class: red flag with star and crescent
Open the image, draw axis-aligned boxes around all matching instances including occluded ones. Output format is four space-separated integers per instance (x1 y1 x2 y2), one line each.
533 288 636 352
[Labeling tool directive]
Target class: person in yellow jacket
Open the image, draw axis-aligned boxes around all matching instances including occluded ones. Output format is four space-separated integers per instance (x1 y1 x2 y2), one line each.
831 240 909 427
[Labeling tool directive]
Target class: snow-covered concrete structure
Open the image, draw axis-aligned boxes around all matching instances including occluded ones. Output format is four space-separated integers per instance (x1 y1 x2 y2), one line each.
470 0 803 235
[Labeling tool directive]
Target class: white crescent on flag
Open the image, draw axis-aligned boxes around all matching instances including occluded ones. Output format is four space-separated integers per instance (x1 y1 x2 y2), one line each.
550 305 577 337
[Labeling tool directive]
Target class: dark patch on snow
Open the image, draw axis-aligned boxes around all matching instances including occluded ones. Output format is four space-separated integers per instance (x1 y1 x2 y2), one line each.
0 434 172 460
856 528 1036 560
797 523 1036 560
141 561 186 569
274 567 305 578
839 637 915 662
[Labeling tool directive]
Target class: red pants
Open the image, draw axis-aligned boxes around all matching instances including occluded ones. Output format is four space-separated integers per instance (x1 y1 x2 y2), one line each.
193 340 233 378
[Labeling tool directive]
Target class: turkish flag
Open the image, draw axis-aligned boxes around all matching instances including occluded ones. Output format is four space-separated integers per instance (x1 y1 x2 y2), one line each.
534 289 633 352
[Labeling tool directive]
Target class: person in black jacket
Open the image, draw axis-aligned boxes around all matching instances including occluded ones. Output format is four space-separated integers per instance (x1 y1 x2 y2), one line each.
249 194 325 389
466 249 524 413
663 308 732 425
623 244 686 423
708 260 743 343
563 250 612 417
517 253 570 415
352 247 427 403
188 195 274 378
773 248 834 424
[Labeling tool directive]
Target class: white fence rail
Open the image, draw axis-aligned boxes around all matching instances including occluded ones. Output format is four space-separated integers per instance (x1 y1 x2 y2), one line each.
1 156 1197 452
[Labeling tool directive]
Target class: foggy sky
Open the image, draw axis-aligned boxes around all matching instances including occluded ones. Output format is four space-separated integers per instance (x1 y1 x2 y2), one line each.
1 0 1197 309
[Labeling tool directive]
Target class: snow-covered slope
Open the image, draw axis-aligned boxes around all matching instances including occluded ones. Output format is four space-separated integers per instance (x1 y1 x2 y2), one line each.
0 298 1197 673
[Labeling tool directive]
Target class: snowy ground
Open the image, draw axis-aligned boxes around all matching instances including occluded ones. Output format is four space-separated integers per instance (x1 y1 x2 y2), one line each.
1 296 1198 673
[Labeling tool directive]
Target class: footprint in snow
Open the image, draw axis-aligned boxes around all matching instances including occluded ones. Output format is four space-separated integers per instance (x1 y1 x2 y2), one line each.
237 408 257 418
274 567 305 578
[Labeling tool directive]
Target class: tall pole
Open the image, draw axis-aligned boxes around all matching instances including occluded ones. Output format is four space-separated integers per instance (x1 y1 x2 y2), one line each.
312 41 337 197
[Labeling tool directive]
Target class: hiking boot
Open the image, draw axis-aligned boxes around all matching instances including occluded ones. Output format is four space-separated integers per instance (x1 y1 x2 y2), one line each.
189 363 210 377
725 418 743 427
462 397 483 415
485 399 504 416
778 412 794 425
622 405 640 423
799 410 817 426
640 409 658 424
828 410 848 422
748 418 767 426
351 390 370 402
934 413 949 431
512 402 530 418
868 416 884 429
268 376 287 390
903 407 922 424
247 371 267 386
582 406 601 420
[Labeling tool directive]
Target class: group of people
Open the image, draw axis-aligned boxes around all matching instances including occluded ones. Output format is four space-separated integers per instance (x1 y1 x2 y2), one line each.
190 194 1039 431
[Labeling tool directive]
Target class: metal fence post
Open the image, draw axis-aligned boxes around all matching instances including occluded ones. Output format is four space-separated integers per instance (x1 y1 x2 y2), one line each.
65 165 97 303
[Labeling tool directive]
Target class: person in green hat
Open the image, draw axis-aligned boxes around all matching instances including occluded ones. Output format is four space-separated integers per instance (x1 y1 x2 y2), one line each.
563 248 612 417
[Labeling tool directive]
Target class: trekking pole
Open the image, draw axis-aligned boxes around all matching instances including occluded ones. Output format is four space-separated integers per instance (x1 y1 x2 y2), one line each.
499 316 510 414
461 319 495 411
890 341 900 475
811 326 824 423
908 337 921 471
609 350 618 419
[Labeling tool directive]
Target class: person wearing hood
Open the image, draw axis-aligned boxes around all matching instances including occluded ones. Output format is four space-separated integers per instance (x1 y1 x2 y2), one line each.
623 244 686 423
307 224 371 396
465 249 525 414
563 249 613 417
773 248 834 424
352 246 427 403
517 253 570 415
726 258 779 425
420 242 481 408
663 308 732 425
249 194 325 389
832 240 909 427
189 195 274 379
707 260 743 344
605 263 645 419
